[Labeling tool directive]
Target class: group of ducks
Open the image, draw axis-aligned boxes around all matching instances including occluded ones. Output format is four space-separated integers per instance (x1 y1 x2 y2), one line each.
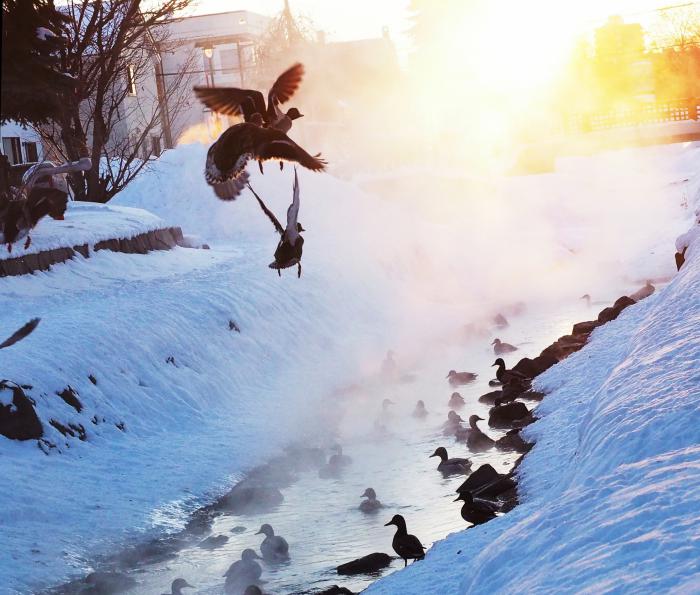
194 63 325 278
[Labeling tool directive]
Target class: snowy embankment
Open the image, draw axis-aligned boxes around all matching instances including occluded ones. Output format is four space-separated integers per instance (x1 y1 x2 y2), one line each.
1 141 698 593
367 174 700 591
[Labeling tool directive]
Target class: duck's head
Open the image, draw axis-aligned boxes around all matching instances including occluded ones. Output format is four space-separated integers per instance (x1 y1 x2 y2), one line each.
454 491 473 504
430 446 448 461
580 293 591 302
241 548 262 561
384 514 406 529
286 107 304 120
416 399 425 409
469 414 484 427
447 410 462 422
331 443 343 454
450 392 464 402
491 338 501 346
255 523 274 537
382 398 395 410
446 369 456 378
492 358 505 368
296 222 306 232
362 487 376 500
171 578 194 593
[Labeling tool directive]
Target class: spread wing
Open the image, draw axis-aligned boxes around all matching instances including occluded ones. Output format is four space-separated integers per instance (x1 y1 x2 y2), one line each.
268 63 304 106
258 139 326 172
194 86 267 119
0 318 40 350
285 167 300 240
246 183 284 235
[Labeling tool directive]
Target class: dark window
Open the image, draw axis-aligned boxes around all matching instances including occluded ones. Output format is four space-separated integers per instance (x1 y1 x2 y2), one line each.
23 141 39 162
151 135 161 157
2 137 23 164
127 65 137 95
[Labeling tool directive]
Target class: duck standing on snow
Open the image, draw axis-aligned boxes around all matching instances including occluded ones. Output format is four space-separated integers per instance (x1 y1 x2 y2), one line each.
447 370 478 387
224 549 263 593
412 400 428 419
0 318 40 350
465 415 495 452
384 514 425 567
256 524 290 562
359 488 383 513
454 491 499 526
492 338 518 355
492 358 530 387
430 446 471 475
247 169 305 277
161 579 194 595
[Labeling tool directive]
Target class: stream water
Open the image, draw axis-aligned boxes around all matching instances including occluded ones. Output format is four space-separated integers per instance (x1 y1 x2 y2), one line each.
95 294 604 595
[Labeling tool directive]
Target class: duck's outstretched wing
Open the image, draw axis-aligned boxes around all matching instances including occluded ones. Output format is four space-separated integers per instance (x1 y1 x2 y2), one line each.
258 139 326 172
0 318 40 350
246 182 284 235
268 63 304 108
285 167 300 241
194 86 267 119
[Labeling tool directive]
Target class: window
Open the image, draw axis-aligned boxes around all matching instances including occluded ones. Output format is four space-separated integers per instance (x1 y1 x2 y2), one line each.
23 141 39 162
220 48 238 75
127 65 137 95
2 137 23 164
151 135 161 157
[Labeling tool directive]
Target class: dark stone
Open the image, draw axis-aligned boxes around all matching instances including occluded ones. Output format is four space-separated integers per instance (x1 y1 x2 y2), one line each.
94 238 120 252
88 374 98 385
488 402 532 429
229 320 241 332
0 381 43 440
337 552 392 575
73 244 89 258
456 464 500 495
230 525 247 534
154 229 176 249
315 587 355 595
496 429 533 453
676 249 686 270
50 420 86 441
478 390 502 405
170 227 185 245
213 481 284 514
598 296 636 324
114 536 184 568
57 386 82 412
201 243 210 250
22 253 40 272
166 356 177 366
198 534 229 549
572 320 599 335
115 421 126 431
185 509 216 535
519 390 545 401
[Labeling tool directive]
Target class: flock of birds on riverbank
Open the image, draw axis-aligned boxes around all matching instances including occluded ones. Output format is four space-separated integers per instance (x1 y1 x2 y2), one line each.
194 63 324 278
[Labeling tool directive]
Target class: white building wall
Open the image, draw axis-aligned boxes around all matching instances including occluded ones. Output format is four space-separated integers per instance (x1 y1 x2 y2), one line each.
0 122 44 164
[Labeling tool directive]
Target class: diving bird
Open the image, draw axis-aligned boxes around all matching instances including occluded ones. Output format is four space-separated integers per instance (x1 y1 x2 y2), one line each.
447 370 478 386
430 446 471 475
492 338 518 355
256 524 290 562
162 579 194 595
224 549 263 594
384 514 425 567
454 491 499 526
359 488 383 513
247 169 305 277
0 318 40 350
194 63 305 133
465 415 496 452
201 122 325 200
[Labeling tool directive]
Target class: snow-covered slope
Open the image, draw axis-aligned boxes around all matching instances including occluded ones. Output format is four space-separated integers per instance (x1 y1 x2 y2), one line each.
366 165 700 593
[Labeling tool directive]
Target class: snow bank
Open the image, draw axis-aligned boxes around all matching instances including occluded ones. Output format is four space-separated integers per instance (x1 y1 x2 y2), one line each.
366 155 700 594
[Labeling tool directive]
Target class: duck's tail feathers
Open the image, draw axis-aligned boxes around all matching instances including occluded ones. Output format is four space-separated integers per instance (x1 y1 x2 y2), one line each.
0 318 40 350
211 171 250 201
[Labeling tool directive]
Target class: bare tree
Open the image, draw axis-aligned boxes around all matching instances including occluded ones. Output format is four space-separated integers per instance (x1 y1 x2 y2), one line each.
34 0 195 203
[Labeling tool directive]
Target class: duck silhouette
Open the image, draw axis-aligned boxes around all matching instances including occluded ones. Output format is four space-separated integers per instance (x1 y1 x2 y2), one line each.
359 488 383 513
412 400 428 419
492 358 530 387
465 415 495 452
454 491 499 526
256 524 290 562
442 410 464 436
448 392 465 409
224 549 263 593
492 338 518 355
247 169 305 277
161 578 194 595
446 370 478 386
194 63 304 133
384 514 425 566
430 446 471 475
0 318 40 350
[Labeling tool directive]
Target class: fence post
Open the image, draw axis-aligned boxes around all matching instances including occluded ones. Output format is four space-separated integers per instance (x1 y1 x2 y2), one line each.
689 99 698 121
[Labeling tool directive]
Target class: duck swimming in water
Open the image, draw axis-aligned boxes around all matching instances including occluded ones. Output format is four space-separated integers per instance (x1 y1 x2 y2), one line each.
442 410 464 436
412 400 428 419
465 415 495 452
329 444 352 467
194 64 305 134
384 514 425 567
247 169 305 277
256 524 290 562
430 446 471 475
446 370 478 387
200 122 325 200
162 578 195 595
492 338 518 355
448 392 465 409
454 491 499 526
224 549 263 594
0 318 40 350
359 488 383 513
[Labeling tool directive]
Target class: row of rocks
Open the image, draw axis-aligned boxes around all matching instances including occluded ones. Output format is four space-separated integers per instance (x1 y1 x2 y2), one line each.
0 227 185 278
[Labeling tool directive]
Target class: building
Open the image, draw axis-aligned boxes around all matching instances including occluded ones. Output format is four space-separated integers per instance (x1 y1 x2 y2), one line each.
0 122 43 165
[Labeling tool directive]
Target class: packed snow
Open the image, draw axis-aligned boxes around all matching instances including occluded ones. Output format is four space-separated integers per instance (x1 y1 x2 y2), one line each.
1 140 699 593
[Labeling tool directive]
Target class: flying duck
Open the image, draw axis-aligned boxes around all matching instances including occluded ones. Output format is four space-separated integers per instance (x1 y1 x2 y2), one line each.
194 63 305 133
384 514 425 566
256 524 290 562
492 338 518 355
0 318 40 350
465 415 495 452
430 446 471 475
454 491 499 526
412 400 428 419
448 392 465 409
162 579 194 595
247 169 305 277
201 122 325 200
224 549 263 593
446 370 478 386
359 488 383 513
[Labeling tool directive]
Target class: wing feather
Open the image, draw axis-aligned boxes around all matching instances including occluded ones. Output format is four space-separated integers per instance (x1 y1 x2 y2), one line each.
286 167 300 239
247 183 284 235
268 63 304 106
193 87 266 119
258 140 326 172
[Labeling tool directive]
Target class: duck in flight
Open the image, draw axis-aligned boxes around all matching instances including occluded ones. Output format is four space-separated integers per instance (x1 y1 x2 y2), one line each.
247 169 305 277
